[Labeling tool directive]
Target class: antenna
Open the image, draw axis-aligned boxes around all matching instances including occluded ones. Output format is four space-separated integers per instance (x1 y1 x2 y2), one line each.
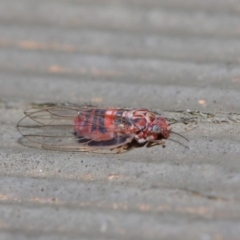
170 130 189 142
167 138 189 149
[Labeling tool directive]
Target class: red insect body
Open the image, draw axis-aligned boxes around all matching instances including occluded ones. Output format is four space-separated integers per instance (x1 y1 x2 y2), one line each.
17 106 171 153
74 108 169 145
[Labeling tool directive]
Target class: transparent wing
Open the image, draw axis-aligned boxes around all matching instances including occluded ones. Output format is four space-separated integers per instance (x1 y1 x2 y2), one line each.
17 105 134 153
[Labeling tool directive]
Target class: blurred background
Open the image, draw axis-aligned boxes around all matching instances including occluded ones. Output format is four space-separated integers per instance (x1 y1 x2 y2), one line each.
1 0 240 239
1 0 240 111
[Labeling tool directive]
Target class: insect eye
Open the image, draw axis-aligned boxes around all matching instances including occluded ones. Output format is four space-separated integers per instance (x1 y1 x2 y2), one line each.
152 125 161 133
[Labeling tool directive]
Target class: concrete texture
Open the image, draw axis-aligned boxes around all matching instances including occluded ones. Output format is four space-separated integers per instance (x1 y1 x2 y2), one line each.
0 0 240 239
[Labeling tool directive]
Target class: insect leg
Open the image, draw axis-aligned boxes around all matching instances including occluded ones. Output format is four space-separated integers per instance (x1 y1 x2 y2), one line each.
146 140 166 148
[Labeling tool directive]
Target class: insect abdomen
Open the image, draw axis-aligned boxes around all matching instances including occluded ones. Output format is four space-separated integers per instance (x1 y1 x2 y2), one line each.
73 109 127 141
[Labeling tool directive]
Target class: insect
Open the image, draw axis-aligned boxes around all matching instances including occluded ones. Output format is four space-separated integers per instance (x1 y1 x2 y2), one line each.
17 105 188 153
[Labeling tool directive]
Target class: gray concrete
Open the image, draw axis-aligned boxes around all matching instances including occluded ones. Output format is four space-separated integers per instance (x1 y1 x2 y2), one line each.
1 0 240 239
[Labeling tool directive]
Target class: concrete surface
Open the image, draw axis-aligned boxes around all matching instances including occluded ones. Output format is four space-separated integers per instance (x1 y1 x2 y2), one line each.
1 0 240 239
